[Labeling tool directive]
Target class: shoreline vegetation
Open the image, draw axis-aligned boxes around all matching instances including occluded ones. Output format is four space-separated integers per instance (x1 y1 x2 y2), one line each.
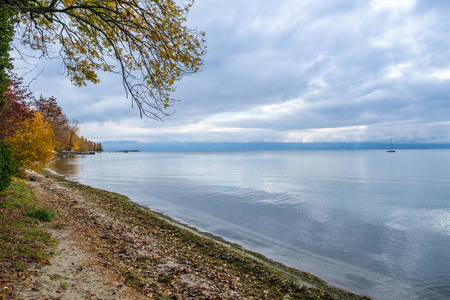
1 170 369 299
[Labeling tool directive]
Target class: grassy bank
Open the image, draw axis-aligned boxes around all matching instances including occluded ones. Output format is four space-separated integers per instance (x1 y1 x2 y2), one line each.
0 179 56 299
1 172 369 299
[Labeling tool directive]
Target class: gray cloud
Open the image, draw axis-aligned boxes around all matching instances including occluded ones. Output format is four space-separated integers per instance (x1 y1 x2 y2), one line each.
12 0 450 143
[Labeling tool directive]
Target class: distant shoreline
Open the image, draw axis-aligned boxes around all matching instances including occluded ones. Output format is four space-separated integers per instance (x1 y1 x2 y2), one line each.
102 142 450 152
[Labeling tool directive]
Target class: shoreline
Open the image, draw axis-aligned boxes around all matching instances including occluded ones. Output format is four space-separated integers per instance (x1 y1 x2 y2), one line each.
3 169 369 299
39 169 368 299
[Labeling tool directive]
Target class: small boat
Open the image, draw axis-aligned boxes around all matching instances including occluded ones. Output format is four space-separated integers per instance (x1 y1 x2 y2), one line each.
387 137 396 153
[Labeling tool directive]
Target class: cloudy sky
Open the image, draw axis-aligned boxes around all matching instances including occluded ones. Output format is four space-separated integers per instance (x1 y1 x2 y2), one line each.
13 0 450 144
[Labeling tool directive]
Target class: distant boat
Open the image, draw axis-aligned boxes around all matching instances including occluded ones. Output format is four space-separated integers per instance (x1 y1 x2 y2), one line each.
387 137 396 153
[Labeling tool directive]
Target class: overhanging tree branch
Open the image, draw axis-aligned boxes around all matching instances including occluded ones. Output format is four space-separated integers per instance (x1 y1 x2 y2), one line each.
2 0 206 119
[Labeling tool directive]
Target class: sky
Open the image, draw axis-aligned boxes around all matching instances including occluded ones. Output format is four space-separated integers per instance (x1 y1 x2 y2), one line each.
12 0 450 144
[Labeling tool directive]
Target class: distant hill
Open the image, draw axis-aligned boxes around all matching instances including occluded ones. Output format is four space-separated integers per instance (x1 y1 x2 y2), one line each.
102 141 450 152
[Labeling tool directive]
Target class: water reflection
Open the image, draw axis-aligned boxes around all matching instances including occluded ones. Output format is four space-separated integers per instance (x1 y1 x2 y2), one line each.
48 151 450 300
49 156 81 178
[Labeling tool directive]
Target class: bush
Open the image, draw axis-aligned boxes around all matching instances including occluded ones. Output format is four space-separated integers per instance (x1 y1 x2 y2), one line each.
6 112 56 175
0 140 18 191
26 208 56 222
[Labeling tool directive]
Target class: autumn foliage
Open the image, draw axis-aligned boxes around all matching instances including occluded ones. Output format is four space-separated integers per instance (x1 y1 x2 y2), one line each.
4 0 206 119
6 112 55 174
0 75 33 140
0 74 101 187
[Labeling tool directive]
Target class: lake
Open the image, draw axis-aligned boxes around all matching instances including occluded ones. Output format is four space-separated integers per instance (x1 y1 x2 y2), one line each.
49 150 450 300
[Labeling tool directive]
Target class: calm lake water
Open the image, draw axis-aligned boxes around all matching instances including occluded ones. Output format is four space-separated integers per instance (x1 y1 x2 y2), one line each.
49 150 450 300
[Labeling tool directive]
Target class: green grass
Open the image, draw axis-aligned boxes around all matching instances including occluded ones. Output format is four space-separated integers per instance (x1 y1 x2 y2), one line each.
0 180 56 299
50 274 66 280
26 208 56 222
59 282 68 290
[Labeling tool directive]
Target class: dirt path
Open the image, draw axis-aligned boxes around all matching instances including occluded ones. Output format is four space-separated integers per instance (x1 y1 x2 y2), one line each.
15 173 145 300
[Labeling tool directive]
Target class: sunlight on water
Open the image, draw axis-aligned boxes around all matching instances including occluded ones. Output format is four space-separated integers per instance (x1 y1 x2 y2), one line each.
49 150 450 300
